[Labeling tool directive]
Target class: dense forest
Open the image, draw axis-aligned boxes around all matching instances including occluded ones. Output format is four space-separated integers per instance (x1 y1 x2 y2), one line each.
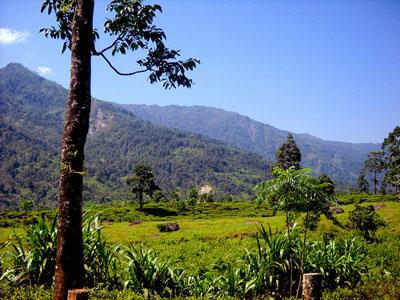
124 104 380 185
0 63 270 208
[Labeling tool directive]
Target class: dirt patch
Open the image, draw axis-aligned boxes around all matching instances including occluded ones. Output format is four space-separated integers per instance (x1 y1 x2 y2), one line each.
245 221 260 225
373 203 387 211
129 220 142 226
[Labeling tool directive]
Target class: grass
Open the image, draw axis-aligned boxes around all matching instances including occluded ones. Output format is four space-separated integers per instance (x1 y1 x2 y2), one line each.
1 196 399 298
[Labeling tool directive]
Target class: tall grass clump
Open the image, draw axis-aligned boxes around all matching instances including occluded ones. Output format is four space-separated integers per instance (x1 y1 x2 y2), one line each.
0 212 122 288
123 246 184 297
307 237 368 289
0 215 57 285
83 213 122 288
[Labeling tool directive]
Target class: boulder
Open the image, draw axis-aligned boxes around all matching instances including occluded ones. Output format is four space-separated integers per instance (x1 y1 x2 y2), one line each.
157 222 180 232
329 207 344 214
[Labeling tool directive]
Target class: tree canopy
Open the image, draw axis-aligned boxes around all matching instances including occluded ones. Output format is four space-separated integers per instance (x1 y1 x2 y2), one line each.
126 163 160 211
275 134 302 170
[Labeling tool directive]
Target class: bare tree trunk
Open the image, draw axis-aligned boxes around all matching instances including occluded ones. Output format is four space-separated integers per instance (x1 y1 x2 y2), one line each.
54 1 94 299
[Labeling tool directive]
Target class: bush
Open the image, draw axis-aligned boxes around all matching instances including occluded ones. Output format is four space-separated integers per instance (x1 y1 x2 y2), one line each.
348 205 386 241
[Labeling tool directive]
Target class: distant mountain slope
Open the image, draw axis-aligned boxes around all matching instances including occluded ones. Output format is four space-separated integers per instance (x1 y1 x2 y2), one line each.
0 63 269 207
123 104 380 185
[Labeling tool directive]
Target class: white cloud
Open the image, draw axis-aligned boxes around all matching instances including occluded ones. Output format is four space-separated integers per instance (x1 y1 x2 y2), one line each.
37 66 54 76
0 27 30 44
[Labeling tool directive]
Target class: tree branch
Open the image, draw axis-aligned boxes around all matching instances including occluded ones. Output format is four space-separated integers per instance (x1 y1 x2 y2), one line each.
93 33 123 55
99 53 149 76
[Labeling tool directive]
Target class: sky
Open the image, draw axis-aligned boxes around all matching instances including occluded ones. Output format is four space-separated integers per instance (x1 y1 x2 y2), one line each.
0 0 399 144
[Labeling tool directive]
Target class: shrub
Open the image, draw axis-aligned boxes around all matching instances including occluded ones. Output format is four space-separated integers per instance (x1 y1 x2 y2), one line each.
348 205 386 241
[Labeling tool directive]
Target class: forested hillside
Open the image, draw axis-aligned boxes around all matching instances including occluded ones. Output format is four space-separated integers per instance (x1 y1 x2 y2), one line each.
123 104 380 185
0 63 269 207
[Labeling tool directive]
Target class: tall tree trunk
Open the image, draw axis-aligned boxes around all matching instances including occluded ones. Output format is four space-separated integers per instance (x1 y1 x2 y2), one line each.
54 1 94 299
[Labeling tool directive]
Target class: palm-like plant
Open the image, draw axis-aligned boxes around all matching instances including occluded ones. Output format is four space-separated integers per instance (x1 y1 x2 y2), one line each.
123 246 179 297
0 215 57 285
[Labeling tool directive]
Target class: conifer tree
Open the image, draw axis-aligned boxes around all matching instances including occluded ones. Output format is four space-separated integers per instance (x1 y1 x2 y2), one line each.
357 169 370 193
275 134 302 170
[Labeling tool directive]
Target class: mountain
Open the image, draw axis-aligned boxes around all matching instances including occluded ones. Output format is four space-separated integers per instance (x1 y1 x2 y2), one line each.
0 63 270 208
122 104 380 185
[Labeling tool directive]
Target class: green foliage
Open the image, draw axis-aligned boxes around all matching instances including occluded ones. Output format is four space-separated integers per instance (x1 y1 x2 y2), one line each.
187 188 198 221
124 104 379 186
0 64 269 208
255 167 335 227
41 0 199 89
382 126 400 194
0 201 398 298
357 169 370 193
307 237 368 289
123 246 182 297
126 164 160 211
275 134 302 170
0 213 121 287
0 215 57 285
318 174 335 196
348 205 386 241
322 279 400 300
82 213 122 288
363 151 387 194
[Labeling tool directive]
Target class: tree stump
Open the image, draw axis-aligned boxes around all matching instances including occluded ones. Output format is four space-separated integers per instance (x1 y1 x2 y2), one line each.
68 289 88 300
302 273 322 300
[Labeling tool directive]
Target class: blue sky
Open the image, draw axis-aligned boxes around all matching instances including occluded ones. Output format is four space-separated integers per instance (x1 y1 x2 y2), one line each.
0 0 399 143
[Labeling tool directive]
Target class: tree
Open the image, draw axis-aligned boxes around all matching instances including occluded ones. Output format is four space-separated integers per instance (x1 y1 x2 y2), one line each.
348 205 386 242
275 134 302 170
187 187 198 222
41 1 198 298
382 126 400 194
364 151 386 194
318 173 335 196
126 164 160 212
357 169 370 193
255 167 336 297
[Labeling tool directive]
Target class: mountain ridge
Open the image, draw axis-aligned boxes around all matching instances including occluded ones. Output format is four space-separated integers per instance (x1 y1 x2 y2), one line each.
0 63 269 207
122 104 380 184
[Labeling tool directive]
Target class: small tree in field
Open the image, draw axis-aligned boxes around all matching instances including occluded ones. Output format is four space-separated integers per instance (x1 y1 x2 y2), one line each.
255 167 336 297
187 187 198 222
364 151 386 194
126 164 160 212
348 205 386 242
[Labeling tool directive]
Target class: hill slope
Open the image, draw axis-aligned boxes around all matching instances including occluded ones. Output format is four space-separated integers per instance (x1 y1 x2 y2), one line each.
0 63 269 207
123 104 380 185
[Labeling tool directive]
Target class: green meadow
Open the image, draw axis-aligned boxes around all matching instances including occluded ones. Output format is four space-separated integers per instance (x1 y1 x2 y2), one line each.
1 195 399 296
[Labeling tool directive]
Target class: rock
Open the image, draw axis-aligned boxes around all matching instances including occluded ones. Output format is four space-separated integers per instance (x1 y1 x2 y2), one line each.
329 207 344 214
157 222 180 232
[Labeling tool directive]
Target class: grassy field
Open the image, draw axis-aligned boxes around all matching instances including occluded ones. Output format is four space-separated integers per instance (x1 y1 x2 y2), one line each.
1 195 399 299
